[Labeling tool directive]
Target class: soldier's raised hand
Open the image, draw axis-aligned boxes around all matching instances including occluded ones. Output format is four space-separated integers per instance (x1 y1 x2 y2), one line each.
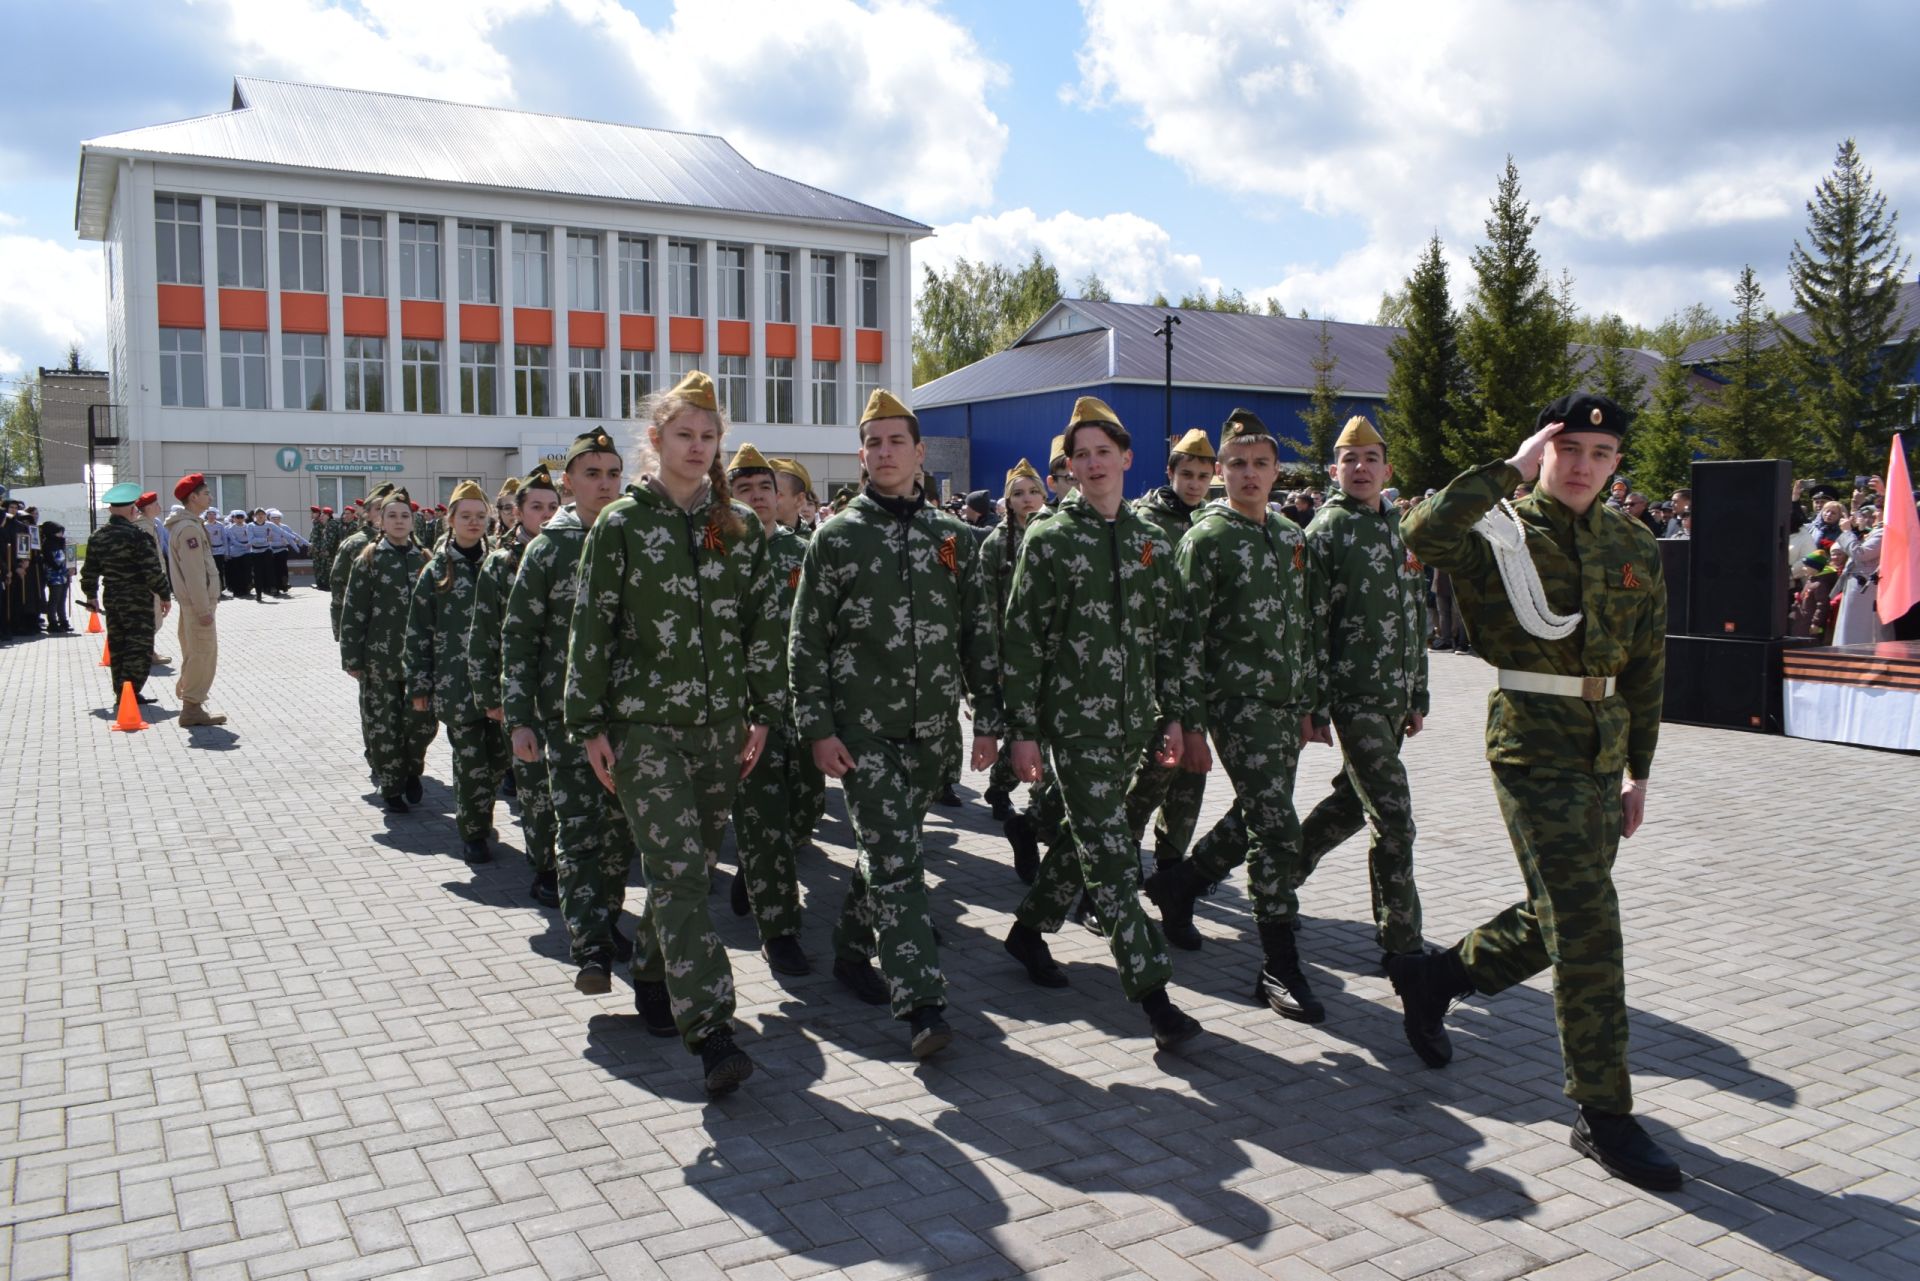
1505 421 1564 483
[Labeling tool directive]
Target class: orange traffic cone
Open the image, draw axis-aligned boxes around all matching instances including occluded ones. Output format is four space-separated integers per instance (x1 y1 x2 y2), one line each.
110 681 149 732
99 636 111 667
86 609 103 634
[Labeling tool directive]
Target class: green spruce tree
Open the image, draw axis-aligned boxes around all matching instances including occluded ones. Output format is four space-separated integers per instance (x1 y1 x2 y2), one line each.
1625 328 1698 495
1698 266 1795 460
1294 321 1343 467
1378 235 1465 492
1581 312 1648 413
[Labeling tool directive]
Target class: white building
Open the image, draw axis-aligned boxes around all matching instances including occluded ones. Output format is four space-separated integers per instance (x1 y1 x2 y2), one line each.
75 78 930 515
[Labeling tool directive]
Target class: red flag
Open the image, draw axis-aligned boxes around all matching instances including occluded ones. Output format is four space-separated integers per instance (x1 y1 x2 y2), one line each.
1878 434 1920 625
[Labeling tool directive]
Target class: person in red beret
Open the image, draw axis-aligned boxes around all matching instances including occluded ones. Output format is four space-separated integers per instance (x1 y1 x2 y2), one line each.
132 490 172 663
165 473 227 725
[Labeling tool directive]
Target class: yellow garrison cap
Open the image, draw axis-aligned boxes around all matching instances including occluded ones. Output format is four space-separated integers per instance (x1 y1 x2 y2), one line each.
859 388 918 429
1171 428 1215 460
770 457 813 494
1005 458 1041 487
497 476 521 499
1049 434 1068 467
564 426 621 466
448 479 488 506
521 463 558 492
668 368 718 411
727 443 773 475
1335 415 1386 449
1068 396 1121 431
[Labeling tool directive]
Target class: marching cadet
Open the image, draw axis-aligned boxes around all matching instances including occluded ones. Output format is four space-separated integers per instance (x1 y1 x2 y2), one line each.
312 506 337 592
1045 434 1076 505
769 458 830 844
722 443 813 976
1396 395 1677 1190
1120 425 1218 948
165 474 227 727
999 398 1202 1052
330 485 394 641
308 506 327 587
565 373 787 1097
789 389 1002 1060
1297 416 1431 970
503 432 638 985
405 481 508 864
474 466 562 905
339 489 436 813
1143 413 1325 1023
978 458 1048 826
81 482 173 704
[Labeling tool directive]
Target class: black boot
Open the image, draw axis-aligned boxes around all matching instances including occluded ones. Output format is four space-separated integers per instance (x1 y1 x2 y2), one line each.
1572 1108 1683 1190
730 869 751 917
530 869 559 908
608 918 634 963
462 837 491 865
1067 890 1103 935
908 1005 952 1059
403 774 424 804
1254 921 1326 1023
832 957 890 1006
1003 922 1069 988
697 1028 754 1096
1387 945 1474 1068
573 961 611 995
933 784 962 808
1003 813 1040 885
1143 860 1206 952
1150 855 1203 950
761 934 810 976
382 790 408 814
633 981 677 1037
1141 987 1201 1051
985 787 1013 822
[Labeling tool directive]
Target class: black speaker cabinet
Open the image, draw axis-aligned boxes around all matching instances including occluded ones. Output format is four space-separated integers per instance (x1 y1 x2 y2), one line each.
1686 459 1791 639
1658 538 1690 635
1663 635 1810 733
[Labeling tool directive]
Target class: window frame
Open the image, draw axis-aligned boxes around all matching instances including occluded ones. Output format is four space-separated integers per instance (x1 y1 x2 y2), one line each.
618 349 653 419
716 245 747 321
617 236 652 313
400 338 443 414
568 346 605 418
566 232 602 311
344 336 386 412
277 204 326 293
810 252 838 326
715 354 749 421
215 200 265 290
668 241 700 318
812 358 838 426
765 357 795 425
219 330 268 408
764 250 793 324
514 343 552 416
339 211 386 298
460 341 500 415
281 332 327 411
513 227 550 308
154 194 203 287
397 216 442 302
857 256 881 329
458 222 498 305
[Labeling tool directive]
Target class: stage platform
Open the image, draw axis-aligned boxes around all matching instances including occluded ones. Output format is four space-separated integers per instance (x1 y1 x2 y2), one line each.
1782 639 1920 752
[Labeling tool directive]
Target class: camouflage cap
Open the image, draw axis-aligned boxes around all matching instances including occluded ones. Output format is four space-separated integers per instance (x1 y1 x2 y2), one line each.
564 427 621 466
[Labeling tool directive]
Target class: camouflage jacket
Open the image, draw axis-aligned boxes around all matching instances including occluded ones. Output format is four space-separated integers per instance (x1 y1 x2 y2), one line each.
329 525 375 639
1134 485 1200 547
564 481 787 743
789 489 1002 743
468 534 531 719
1305 491 1430 721
80 515 171 606
1003 490 1187 746
1401 461 1665 778
501 506 587 732
975 515 1034 635
405 541 489 724
339 538 428 678
1177 500 1318 730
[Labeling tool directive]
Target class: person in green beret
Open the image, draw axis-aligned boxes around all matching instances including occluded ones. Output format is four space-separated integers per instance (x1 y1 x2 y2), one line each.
81 482 173 704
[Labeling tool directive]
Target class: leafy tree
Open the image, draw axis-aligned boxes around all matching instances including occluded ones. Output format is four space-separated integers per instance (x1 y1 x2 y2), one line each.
912 251 1063 384
1262 296 1283 317
1625 329 1698 495
1149 290 1170 307
1176 286 1254 313
1 385 44 488
1580 312 1648 411
1076 272 1112 302
1697 266 1795 460
1375 285 1412 327
1294 321 1343 467
1378 235 1466 492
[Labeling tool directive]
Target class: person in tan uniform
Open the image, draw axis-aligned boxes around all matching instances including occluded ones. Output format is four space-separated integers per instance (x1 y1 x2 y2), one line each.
165 474 227 727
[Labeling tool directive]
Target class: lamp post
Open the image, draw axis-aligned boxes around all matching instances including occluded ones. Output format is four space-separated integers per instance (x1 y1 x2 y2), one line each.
1151 313 1180 453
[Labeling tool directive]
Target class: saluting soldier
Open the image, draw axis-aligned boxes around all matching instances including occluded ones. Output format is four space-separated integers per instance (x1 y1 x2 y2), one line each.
978 458 1048 826
1396 394 1677 1190
81 482 173 704
788 389 1002 1060
999 397 1202 1052
339 489 436 812
331 484 394 641
165 474 228 727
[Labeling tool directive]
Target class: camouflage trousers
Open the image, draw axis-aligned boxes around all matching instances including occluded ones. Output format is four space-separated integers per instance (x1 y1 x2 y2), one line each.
1187 698 1304 926
985 741 1022 804
547 729 637 968
443 719 502 841
1297 709 1422 954
1016 739 1174 1001
1460 764 1631 1113
789 733 827 848
611 720 741 1053
732 723 802 941
1024 755 1067 846
1123 750 1209 863
939 712 963 787
104 589 159 698
358 671 437 793
832 730 946 1018
514 731 555 874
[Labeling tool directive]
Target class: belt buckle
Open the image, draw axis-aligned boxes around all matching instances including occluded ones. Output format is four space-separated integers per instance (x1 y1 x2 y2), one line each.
1580 675 1607 701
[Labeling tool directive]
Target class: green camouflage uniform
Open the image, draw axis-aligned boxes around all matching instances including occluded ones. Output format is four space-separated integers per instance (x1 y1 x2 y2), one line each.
503 505 636 966
329 525 375 641
1297 491 1431 953
309 518 330 590
1402 461 1665 1113
471 533 552 874
339 539 437 794
565 481 788 1051
730 524 809 941
789 489 1002 1017
80 514 171 697
1003 490 1188 1001
1123 485 1210 862
1180 501 1321 924
406 541 508 842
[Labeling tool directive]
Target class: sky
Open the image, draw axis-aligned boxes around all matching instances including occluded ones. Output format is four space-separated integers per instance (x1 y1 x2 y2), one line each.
3 0 1919 384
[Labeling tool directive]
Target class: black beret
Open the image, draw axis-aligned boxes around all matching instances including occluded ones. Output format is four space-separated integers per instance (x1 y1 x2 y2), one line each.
1807 484 1842 502
1537 392 1629 439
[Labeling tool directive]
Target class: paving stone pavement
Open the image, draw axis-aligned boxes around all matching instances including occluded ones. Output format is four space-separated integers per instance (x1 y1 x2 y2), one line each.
3 588 1919 1281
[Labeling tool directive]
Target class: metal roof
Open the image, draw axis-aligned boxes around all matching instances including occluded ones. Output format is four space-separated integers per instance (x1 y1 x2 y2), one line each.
76 77 930 241
1681 279 1919 365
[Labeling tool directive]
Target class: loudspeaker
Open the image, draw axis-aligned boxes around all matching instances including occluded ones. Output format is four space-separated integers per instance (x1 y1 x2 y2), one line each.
1686 459 1791 638
1658 538 1690 635
1663 635 1810 733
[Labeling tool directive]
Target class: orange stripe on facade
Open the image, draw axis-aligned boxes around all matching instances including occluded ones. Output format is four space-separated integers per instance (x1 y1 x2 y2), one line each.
156 284 205 329
460 304 501 343
812 326 842 362
854 328 883 365
400 300 445 340
619 314 656 351
280 292 327 334
668 316 703 354
568 310 606 348
514 308 554 346
717 320 750 357
765 322 797 359
217 288 268 331
342 296 387 337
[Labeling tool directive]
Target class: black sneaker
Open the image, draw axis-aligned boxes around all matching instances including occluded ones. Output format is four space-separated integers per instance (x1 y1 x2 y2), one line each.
933 785 962 808
1254 922 1325 1023
908 1006 952 1059
730 870 751 917
574 962 611 995
1068 889 1104 936
1387 947 1474 1068
530 869 559 908
832 957 890 1006
1148 1004 1202 1052
382 791 409 814
1003 814 1041 885
608 921 634 964
633 981 677 1038
461 838 492 865
698 1029 754 1096
403 774 424 804
762 935 810 977
1003 923 1069 988
986 788 1013 822
1572 1109 1683 1190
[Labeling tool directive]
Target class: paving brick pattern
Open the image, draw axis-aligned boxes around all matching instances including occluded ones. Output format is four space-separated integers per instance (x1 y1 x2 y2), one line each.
3 590 1917 1280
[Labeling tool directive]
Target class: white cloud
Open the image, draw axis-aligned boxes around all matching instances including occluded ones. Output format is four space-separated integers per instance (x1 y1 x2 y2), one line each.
0 232 105 377
920 208 1207 302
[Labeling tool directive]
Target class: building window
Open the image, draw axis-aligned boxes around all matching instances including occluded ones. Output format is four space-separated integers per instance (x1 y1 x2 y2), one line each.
856 361 882 412
568 347 604 418
159 328 206 407
398 218 441 301
618 350 653 419
567 233 602 311
716 245 746 321
515 344 551 416
401 339 442 413
215 201 265 289
812 359 839 426
219 331 267 408
209 474 247 513
513 228 550 307
857 256 880 329
617 236 652 313
810 253 837 326
282 334 326 410
764 250 793 324
715 355 748 420
668 241 699 317
278 205 326 292
340 211 385 297
345 337 385 412
765 357 794 425
460 342 499 415
458 223 497 305
317 475 367 511
154 195 202 286
667 352 699 386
